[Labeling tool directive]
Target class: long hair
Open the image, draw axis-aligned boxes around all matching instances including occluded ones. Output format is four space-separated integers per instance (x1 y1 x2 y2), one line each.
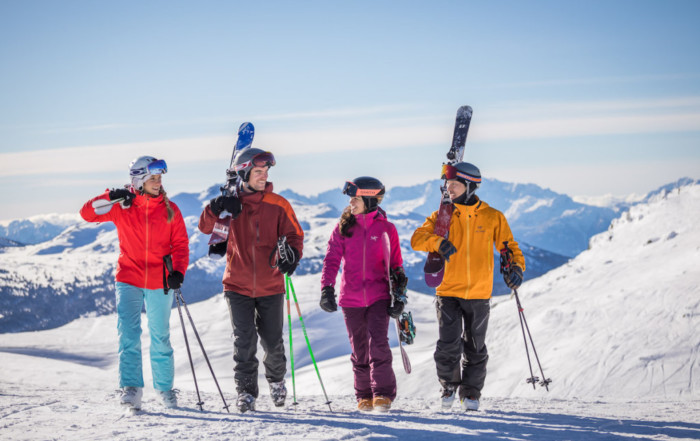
160 188 175 223
339 206 356 237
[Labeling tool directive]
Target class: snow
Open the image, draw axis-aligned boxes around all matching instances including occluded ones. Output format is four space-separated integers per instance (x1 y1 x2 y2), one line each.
1 185 700 440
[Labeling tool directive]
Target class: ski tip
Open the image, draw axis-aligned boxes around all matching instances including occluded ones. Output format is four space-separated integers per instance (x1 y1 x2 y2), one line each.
457 105 473 117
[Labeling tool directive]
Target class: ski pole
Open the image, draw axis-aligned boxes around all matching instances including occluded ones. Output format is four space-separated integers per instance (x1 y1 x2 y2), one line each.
499 243 551 391
285 275 298 407
164 256 231 412
513 287 551 391
285 274 333 412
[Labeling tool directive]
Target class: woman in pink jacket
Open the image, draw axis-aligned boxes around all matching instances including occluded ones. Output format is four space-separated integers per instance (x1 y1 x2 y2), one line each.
320 177 406 412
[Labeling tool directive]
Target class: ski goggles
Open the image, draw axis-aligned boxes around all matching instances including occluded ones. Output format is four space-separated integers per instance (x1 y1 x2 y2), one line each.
146 159 168 175
441 164 480 183
234 151 276 172
342 181 383 197
130 159 168 177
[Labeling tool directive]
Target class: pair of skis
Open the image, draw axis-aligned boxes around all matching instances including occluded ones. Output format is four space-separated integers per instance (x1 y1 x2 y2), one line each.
423 106 473 287
207 122 255 256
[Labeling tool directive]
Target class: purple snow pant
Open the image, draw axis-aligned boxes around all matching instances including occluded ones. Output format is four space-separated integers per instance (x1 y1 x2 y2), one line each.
341 299 397 401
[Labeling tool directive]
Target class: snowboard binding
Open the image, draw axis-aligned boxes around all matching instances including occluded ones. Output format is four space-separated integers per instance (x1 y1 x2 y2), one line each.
398 311 416 345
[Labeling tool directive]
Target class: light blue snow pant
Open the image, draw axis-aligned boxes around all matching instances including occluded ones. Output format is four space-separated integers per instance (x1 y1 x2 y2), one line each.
116 282 174 391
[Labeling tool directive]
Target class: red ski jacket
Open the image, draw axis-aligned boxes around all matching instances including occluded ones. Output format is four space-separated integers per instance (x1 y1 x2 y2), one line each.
198 182 304 297
80 190 190 290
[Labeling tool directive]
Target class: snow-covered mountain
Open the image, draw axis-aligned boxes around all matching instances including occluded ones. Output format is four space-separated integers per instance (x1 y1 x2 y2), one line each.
0 178 691 333
0 183 697 440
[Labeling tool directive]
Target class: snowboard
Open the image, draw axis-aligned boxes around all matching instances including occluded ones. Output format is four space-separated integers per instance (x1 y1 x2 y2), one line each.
423 106 472 287
382 233 412 373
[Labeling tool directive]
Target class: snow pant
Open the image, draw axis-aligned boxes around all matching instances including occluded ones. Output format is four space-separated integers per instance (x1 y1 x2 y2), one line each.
434 296 490 400
225 291 286 398
342 298 397 401
115 282 175 391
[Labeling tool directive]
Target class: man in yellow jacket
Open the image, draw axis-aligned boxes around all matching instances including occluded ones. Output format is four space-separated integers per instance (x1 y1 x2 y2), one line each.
411 162 525 412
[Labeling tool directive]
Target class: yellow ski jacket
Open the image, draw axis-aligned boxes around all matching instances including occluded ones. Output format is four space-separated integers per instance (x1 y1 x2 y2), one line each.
411 198 525 299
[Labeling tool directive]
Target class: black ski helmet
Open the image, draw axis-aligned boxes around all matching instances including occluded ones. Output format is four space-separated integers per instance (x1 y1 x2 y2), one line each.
442 162 481 199
232 148 276 182
342 176 385 212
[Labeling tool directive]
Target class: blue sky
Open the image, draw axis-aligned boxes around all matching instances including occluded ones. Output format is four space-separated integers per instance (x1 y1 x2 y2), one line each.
1 0 699 219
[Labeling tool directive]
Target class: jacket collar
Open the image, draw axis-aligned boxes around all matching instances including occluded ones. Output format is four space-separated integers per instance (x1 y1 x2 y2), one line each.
133 192 164 207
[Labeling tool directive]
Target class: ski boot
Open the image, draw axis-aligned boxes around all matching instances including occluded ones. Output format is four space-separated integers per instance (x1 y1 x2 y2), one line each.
440 385 456 410
120 387 143 412
157 389 178 409
269 380 287 408
237 392 256 413
461 396 479 411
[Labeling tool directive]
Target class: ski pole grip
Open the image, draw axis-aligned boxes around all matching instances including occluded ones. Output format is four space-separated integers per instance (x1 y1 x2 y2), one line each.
164 255 174 273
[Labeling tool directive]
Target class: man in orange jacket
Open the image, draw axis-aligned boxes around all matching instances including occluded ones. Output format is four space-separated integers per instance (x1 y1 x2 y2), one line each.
411 162 525 412
198 148 304 413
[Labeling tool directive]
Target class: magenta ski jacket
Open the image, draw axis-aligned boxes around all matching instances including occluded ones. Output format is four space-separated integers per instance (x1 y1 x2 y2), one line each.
321 210 403 308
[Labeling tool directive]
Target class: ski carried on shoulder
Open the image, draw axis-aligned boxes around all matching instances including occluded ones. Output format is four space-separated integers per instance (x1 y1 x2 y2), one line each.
208 122 255 257
423 106 472 287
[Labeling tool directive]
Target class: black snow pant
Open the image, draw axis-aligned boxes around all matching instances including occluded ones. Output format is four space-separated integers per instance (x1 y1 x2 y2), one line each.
225 291 286 398
434 296 490 400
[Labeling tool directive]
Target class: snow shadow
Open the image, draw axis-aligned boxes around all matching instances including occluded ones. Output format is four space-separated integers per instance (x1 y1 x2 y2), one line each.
0 346 114 368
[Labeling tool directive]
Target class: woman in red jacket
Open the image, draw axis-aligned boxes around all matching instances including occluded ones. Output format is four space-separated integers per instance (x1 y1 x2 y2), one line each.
80 156 189 412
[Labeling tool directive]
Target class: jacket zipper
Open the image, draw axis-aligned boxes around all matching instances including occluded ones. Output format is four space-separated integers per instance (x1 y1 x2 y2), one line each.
144 198 150 288
466 208 471 299
361 216 368 307
252 218 259 297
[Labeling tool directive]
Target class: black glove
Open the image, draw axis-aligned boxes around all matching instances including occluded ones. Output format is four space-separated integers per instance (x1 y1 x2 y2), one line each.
167 270 184 290
390 266 408 298
387 299 404 319
438 239 457 262
320 286 337 312
209 195 242 218
277 245 299 276
504 265 523 290
109 188 135 207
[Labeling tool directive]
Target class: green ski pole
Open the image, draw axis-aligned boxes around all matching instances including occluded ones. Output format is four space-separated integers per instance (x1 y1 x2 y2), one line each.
286 274 333 412
285 274 298 406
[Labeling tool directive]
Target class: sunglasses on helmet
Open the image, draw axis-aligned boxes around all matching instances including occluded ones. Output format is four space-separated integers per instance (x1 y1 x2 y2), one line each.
441 164 480 183
342 181 383 197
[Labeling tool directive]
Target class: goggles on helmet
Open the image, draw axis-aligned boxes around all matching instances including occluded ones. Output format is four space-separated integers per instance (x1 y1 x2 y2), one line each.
130 158 168 177
342 181 383 197
146 159 168 175
441 164 481 183
234 151 276 172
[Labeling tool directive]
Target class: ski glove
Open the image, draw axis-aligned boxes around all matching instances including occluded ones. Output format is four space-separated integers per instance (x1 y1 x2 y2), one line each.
504 265 523 290
438 239 457 262
387 300 404 319
276 245 299 276
390 266 408 299
320 286 337 312
109 188 135 207
167 270 184 290
209 195 242 218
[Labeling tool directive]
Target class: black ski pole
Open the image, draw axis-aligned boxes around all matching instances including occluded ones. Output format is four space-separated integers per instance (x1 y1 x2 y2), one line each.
499 243 552 391
164 255 231 412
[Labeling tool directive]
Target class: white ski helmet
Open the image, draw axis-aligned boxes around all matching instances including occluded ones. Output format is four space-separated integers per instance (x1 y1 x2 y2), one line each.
232 148 276 182
129 156 168 191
